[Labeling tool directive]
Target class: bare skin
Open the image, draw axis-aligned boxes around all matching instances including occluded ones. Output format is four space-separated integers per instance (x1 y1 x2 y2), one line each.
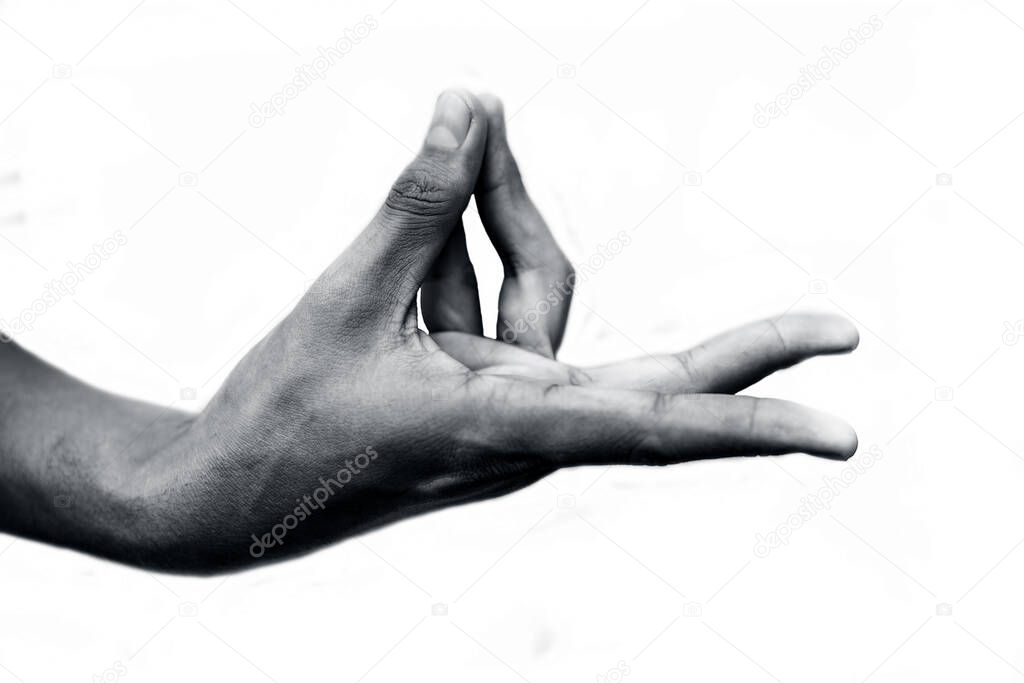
0 90 858 574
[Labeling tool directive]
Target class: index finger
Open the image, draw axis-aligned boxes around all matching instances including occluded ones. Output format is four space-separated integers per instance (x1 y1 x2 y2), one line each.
475 94 574 357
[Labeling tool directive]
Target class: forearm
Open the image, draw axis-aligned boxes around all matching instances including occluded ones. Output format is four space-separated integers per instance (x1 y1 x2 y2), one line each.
0 340 194 565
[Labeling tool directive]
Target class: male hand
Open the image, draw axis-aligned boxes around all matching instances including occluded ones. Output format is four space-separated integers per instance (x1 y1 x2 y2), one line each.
422 95 860 400
0 90 858 574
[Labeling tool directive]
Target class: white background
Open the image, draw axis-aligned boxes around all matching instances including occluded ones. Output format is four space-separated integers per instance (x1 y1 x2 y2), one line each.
2 0 1024 680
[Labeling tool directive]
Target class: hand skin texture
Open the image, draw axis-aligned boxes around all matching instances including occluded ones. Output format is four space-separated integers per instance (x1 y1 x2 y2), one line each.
0 90 859 575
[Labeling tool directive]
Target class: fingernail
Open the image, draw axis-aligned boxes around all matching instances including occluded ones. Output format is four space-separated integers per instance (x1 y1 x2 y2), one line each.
425 91 470 150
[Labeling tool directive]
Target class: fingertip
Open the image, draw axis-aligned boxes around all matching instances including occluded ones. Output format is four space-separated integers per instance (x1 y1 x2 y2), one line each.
813 414 858 461
424 88 489 156
476 93 510 148
425 91 471 150
454 89 486 117
475 93 523 197
436 87 475 108
782 313 860 353
842 426 859 460
476 92 505 120
823 314 860 352
845 321 861 351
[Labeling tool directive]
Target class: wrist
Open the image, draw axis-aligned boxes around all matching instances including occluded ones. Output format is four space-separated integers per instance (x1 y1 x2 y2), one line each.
3 401 200 572
89 411 201 570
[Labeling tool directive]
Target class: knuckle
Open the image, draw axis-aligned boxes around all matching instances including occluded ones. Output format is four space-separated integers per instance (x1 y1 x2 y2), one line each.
743 397 762 436
718 395 760 442
385 163 460 219
671 348 703 386
650 391 674 418
760 318 790 354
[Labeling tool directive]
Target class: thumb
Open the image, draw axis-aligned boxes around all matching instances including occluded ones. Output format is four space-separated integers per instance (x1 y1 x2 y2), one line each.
355 90 488 316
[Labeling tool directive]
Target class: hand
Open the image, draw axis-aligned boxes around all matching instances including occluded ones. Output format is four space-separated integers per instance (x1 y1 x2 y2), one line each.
421 95 860 400
0 91 858 574
420 93 860 500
